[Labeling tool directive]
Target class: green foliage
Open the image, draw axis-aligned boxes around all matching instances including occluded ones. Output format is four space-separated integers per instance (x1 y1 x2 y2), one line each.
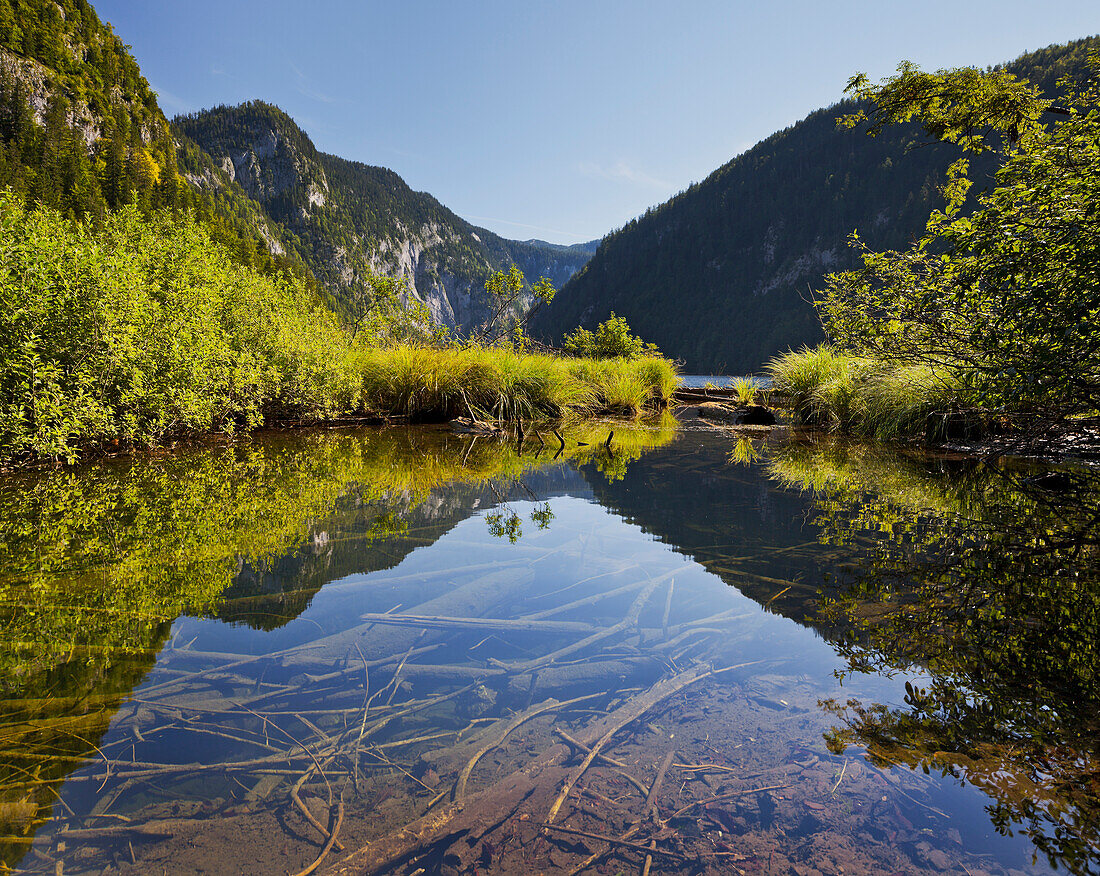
534 38 1100 373
470 263 555 346
821 56 1100 421
0 191 676 461
769 441 1100 873
839 61 1056 151
767 345 965 439
732 377 756 404
346 271 444 345
357 345 676 422
0 2 318 289
561 312 661 360
0 192 357 459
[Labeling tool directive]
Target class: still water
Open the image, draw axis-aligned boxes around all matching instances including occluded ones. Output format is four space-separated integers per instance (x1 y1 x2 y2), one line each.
0 420 1096 874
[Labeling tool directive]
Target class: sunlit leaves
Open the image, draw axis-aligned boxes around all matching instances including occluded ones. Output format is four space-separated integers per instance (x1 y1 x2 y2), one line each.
824 57 1100 420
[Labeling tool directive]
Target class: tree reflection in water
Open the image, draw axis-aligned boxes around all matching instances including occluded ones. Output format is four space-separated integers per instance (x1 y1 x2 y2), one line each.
0 419 675 868
769 440 1100 874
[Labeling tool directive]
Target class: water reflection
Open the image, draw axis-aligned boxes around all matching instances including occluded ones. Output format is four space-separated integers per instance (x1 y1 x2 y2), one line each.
769 439 1100 874
0 422 1094 875
0 420 674 870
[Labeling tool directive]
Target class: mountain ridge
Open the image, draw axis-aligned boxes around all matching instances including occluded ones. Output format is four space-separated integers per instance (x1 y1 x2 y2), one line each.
0 0 597 335
173 100 595 332
532 37 1100 372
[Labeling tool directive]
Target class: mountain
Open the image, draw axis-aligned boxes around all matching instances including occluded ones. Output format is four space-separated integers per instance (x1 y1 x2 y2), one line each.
521 238 601 256
0 0 595 335
0 0 317 284
173 101 593 331
531 37 1100 373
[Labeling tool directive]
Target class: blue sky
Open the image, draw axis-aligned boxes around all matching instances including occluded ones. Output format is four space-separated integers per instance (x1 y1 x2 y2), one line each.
96 1 1098 244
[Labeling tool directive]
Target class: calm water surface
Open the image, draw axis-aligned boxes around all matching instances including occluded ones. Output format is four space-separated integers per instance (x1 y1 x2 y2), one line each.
0 421 1096 874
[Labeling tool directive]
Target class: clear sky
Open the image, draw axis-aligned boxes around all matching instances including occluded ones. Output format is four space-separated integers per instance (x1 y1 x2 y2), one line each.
95 1 1098 245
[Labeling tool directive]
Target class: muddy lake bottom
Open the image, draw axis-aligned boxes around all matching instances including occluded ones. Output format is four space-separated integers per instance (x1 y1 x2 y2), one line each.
0 423 1094 875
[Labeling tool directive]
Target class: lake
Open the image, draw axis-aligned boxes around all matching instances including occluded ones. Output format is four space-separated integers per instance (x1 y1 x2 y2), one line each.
678 375 757 388
1 420 1096 874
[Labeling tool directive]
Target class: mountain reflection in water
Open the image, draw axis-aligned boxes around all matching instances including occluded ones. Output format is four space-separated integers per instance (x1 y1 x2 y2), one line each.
0 423 1095 875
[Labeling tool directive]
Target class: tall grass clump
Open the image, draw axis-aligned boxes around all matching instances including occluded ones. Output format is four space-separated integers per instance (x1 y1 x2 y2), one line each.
359 348 675 422
358 346 595 422
767 345 967 440
733 377 757 405
768 346 870 430
630 357 680 405
860 365 966 441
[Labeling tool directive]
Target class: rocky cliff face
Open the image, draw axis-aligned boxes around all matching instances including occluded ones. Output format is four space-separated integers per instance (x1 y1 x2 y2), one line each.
173 102 594 334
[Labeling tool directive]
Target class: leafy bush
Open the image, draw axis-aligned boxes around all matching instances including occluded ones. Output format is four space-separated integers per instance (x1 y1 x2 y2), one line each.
562 313 661 360
0 193 680 461
0 192 356 459
823 58 1100 422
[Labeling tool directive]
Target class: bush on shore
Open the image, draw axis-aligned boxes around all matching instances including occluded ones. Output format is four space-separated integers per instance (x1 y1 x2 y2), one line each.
0 194 677 461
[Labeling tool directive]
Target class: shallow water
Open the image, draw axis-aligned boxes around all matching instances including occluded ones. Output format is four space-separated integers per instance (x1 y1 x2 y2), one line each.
0 422 1097 874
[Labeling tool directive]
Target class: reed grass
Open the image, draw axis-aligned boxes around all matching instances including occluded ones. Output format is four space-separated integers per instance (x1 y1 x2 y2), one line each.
357 346 678 423
767 345 968 441
733 378 757 405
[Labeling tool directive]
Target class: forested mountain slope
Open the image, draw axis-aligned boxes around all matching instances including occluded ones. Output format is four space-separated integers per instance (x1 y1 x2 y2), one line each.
532 37 1099 373
0 0 317 284
0 0 594 334
175 101 593 331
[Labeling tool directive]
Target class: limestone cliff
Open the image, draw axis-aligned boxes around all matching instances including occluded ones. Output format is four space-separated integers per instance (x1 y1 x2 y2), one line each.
174 101 594 334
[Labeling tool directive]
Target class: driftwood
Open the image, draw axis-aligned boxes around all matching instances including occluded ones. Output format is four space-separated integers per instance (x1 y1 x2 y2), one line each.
553 729 651 797
447 693 600 799
490 577 663 673
545 664 711 824
355 613 597 635
641 749 677 876
321 664 717 875
293 797 345 876
541 823 685 860
138 568 536 703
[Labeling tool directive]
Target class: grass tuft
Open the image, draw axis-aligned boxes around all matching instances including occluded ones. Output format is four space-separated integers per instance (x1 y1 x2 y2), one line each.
767 345 969 441
358 347 675 423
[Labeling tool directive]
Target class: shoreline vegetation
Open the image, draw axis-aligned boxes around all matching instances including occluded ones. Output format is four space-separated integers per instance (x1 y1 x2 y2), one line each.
767 346 970 442
0 192 677 464
767 59 1100 447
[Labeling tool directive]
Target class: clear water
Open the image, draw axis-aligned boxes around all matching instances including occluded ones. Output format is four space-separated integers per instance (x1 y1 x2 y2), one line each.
0 422 1096 874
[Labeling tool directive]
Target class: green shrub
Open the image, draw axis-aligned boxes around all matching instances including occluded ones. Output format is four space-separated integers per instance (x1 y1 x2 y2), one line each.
562 312 661 359
0 193 680 460
0 193 357 459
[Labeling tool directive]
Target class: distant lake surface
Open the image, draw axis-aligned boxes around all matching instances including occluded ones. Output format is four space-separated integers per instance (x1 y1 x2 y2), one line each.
0 420 1095 874
679 374 767 388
